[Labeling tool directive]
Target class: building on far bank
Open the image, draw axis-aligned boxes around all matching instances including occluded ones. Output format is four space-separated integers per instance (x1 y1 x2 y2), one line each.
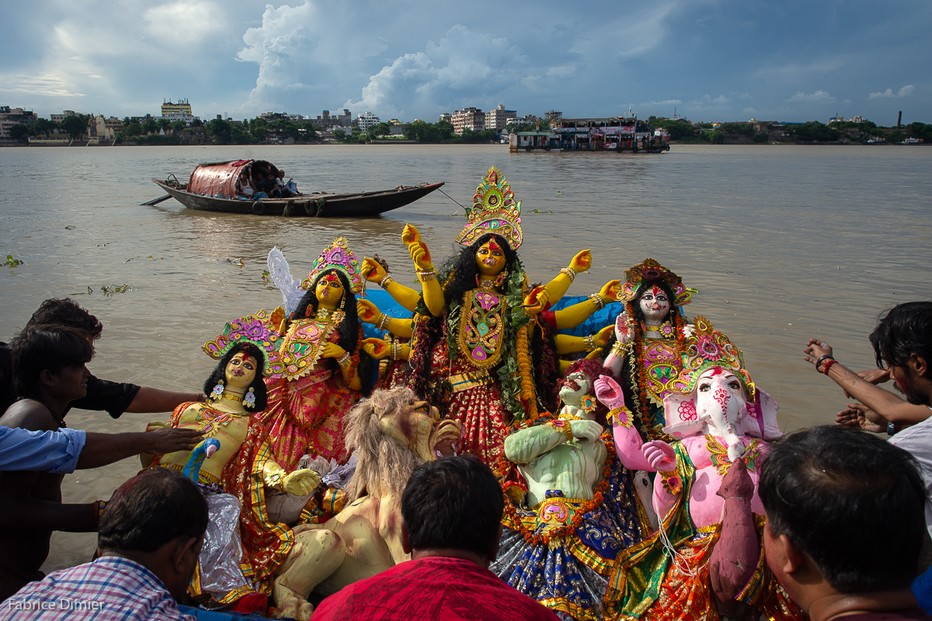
485 104 516 132
451 107 485 135
357 111 380 132
161 99 193 120
0 106 37 141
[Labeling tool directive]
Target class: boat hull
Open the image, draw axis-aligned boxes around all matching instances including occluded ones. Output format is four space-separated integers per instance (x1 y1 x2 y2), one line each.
151 179 444 217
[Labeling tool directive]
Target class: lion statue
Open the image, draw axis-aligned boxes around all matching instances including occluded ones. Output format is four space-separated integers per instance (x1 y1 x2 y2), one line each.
271 387 461 620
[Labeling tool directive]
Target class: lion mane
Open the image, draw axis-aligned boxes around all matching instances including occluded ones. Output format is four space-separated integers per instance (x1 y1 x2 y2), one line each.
343 386 424 502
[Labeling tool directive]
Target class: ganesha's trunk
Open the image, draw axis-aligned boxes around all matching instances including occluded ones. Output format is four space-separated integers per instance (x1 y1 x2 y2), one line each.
709 458 759 617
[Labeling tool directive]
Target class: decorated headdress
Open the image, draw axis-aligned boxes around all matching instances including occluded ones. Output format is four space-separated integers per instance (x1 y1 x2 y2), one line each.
454 166 523 251
618 258 695 307
663 316 782 441
300 236 365 296
670 316 755 400
202 310 284 377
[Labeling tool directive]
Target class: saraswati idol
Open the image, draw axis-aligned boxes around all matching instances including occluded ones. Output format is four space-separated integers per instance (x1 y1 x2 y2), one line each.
404 166 592 468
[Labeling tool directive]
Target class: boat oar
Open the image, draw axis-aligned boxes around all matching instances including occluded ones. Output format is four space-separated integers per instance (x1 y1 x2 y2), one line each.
141 194 172 206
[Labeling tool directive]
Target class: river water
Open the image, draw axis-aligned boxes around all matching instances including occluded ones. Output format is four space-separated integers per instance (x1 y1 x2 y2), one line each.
0 143 929 570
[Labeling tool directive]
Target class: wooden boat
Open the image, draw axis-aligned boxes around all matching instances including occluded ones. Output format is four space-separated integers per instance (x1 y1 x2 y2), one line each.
150 159 444 217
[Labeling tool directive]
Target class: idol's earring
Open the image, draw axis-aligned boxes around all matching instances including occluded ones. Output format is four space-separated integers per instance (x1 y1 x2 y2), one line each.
243 387 256 410
305 305 314 318
340 294 346 310
494 270 508 288
210 379 224 401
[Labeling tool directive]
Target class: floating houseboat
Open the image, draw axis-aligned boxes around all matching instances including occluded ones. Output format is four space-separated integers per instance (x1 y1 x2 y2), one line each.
509 117 669 153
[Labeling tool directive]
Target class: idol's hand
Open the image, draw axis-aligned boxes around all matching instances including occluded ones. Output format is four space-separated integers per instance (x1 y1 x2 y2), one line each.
522 285 549 316
568 249 592 273
570 419 603 442
363 337 390 360
321 342 346 359
643 440 676 473
357 299 380 324
282 468 321 496
598 279 621 302
594 374 625 410
594 325 613 347
401 223 422 247
361 257 387 283
409 243 433 271
615 313 633 345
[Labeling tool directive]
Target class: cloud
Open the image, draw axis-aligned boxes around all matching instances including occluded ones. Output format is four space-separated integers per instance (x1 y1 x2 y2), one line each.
868 84 914 99
143 1 227 47
788 90 834 103
345 25 524 119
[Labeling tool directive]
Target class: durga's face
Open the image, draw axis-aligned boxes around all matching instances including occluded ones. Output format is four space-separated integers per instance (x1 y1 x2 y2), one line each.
475 239 506 277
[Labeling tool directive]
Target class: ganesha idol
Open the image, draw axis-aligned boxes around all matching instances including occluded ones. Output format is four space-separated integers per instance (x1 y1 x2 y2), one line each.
595 317 801 621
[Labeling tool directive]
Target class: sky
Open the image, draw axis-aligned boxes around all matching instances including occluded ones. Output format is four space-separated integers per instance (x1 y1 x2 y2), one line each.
2 0 929 126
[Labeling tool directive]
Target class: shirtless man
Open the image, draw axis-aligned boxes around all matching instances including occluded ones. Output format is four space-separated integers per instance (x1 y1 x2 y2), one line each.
0 326 200 601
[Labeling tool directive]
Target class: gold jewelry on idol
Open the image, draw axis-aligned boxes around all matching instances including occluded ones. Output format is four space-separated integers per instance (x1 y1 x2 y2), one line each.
455 166 524 251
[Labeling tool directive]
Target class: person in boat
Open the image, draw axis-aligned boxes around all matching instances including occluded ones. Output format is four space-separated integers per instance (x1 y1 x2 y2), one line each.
256 237 375 470
0 326 201 602
152 341 320 612
491 358 644 620
599 259 698 440
403 166 591 469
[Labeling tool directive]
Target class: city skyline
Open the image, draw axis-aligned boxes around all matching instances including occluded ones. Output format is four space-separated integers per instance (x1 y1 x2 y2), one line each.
2 0 929 126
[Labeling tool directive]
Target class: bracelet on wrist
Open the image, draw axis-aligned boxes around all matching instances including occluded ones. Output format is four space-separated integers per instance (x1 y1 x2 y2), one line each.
416 269 437 281
337 352 351 366
379 274 394 288
814 354 833 371
589 293 605 309
551 419 574 442
820 359 837 374
560 267 577 282
377 313 390 331
584 334 596 351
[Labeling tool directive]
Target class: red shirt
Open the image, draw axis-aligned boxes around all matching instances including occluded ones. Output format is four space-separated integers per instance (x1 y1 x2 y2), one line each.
313 556 560 621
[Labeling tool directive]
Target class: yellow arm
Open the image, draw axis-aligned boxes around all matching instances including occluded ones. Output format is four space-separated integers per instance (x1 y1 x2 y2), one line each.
403 223 445 317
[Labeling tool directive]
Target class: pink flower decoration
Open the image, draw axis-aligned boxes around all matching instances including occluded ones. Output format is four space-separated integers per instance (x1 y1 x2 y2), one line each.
678 400 698 421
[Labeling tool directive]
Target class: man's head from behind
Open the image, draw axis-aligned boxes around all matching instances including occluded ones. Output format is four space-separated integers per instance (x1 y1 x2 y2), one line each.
99 469 208 598
869 301 932 405
401 455 504 565
759 425 924 606
11 326 93 401
27 298 103 340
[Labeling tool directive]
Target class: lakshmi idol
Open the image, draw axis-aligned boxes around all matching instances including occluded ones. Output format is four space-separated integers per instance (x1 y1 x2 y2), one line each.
256 237 374 469
402 166 592 468
601 259 696 440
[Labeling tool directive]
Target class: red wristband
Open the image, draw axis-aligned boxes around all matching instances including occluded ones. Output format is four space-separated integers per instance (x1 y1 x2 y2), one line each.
821 359 837 375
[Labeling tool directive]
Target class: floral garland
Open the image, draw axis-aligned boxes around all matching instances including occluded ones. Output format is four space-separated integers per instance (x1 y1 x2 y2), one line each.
499 428 615 547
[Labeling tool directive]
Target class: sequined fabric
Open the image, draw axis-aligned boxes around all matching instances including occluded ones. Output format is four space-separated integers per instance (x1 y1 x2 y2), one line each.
492 462 644 620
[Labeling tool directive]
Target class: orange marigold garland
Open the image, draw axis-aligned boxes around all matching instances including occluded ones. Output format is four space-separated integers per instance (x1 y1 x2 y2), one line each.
516 323 538 420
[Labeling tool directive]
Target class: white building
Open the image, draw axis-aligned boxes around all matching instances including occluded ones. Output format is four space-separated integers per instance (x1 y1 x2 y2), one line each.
451 107 485 135
485 104 516 131
357 112 381 132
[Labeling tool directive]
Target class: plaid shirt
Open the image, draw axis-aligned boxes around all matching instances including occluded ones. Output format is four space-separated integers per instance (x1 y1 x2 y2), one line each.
0 556 194 621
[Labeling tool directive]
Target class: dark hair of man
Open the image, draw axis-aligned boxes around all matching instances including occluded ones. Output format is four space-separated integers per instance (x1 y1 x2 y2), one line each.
202 342 269 412
759 425 925 593
27 298 104 340
98 469 208 553
401 454 504 561
869 301 932 370
10 326 94 400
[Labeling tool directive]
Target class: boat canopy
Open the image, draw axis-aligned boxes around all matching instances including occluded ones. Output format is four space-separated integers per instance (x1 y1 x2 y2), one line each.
186 159 282 199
